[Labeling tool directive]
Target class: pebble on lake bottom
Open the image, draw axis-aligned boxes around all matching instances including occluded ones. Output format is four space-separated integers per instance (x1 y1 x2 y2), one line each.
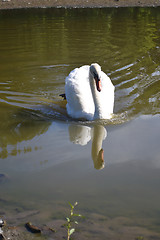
25 222 41 234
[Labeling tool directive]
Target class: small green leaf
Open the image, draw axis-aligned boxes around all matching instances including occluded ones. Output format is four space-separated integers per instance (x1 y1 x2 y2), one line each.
69 228 75 236
74 221 78 224
73 213 82 217
66 217 70 222
68 202 74 209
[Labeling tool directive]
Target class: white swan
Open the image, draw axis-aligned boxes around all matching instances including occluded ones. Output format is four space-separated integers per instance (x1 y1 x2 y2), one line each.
65 63 115 121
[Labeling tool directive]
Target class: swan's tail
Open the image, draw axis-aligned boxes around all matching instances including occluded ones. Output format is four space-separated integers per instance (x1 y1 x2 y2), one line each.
59 93 66 100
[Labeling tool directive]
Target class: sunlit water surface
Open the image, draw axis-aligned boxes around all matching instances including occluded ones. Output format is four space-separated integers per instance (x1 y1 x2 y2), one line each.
0 7 160 239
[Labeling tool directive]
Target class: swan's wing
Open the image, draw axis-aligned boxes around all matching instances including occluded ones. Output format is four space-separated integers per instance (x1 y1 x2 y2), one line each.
65 65 95 120
98 71 115 118
101 71 115 91
68 125 91 146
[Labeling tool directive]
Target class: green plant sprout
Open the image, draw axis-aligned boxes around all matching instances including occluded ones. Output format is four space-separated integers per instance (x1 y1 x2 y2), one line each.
64 202 83 240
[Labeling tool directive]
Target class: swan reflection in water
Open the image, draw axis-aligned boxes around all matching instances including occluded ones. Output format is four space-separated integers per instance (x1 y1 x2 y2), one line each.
68 124 107 170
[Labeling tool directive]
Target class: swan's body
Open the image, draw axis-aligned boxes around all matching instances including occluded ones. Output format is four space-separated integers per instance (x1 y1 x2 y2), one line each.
65 63 114 120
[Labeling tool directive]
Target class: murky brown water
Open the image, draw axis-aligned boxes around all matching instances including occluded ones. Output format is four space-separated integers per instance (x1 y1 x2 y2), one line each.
0 7 160 240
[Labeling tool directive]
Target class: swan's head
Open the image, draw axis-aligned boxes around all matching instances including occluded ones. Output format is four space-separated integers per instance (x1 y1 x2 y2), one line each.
94 148 105 170
90 63 102 92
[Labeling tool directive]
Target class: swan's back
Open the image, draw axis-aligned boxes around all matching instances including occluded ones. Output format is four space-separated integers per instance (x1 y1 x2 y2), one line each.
65 65 95 120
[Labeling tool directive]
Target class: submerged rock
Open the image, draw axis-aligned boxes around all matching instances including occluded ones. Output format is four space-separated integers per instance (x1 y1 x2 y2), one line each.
25 222 41 234
0 220 6 228
0 233 6 240
0 219 6 240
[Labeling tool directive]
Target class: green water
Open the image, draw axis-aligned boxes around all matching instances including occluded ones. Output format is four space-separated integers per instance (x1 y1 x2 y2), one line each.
0 7 160 239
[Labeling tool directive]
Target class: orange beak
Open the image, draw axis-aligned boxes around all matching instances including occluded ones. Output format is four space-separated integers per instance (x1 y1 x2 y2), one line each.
96 78 102 92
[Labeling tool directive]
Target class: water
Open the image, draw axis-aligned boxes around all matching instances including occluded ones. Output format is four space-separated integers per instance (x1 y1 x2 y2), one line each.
0 7 160 239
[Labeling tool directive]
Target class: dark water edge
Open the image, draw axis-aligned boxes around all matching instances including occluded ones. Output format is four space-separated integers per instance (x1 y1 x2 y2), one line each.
0 0 160 10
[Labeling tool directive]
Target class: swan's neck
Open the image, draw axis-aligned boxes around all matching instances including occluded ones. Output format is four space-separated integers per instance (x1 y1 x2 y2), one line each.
91 125 106 169
89 73 102 119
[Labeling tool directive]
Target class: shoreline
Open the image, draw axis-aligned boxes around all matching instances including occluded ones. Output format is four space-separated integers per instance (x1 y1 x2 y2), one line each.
0 0 160 10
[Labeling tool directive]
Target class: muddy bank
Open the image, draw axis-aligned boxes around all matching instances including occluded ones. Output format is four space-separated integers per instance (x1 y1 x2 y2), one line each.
0 0 160 9
1 210 160 240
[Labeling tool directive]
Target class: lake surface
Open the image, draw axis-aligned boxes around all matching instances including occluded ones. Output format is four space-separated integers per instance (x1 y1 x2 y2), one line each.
0 7 160 240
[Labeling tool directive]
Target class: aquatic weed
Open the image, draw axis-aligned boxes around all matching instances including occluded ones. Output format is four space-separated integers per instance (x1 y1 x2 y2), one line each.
64 202 84 240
